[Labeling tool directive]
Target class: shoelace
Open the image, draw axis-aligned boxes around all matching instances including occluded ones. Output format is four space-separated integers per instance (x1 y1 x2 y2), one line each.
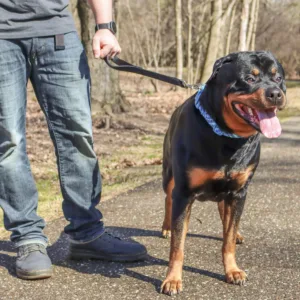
105 232 122 241
18 244 46 257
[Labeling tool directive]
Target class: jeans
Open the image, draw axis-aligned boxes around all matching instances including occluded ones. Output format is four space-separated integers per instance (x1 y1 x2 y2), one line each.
0 32 104 247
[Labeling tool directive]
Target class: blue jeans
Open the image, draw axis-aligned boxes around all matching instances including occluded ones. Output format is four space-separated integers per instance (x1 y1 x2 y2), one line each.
0 32 104 247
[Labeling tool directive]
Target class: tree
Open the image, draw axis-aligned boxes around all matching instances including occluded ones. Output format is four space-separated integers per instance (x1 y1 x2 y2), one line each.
246 0 257 49
187 0 193 85
238 0 251 51
175 0 183 80
226 1 238 54
250 0 260 50
201 0 223 82
71 0 128 116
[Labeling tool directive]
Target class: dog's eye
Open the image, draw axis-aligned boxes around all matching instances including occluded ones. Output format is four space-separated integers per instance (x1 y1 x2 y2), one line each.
275 76 282 83
246 76 256 84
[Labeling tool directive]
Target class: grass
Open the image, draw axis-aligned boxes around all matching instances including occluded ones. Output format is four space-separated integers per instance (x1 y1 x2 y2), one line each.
98 134 163 197
0 134 164 238
278 107 300 121
286 81 300 89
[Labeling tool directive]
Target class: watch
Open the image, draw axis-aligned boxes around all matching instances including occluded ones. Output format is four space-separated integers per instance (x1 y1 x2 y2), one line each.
95 21 117 35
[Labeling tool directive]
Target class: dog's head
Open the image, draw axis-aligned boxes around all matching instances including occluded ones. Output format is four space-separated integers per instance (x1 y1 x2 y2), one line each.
205 51 287 138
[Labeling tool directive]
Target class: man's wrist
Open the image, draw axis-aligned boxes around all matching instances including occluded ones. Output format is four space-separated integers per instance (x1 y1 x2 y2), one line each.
95 22 117 35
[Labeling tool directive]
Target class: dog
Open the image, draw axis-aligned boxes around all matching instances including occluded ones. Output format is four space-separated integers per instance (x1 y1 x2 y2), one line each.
160 51 287 295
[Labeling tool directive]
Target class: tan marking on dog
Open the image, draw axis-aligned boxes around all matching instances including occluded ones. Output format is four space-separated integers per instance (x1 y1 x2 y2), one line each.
222 201 247 284
161 202 193 295
230 165 255 188
223 89 266 137
252 68 260 76
188 168 224 189
162 178 175 238
218 200 244 244
271 67 277 74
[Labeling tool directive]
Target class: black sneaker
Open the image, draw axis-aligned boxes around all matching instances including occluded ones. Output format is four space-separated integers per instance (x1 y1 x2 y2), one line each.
69 232 147 262
16 243 53 280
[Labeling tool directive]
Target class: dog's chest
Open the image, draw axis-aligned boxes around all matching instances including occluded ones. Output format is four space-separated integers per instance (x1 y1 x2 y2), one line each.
188 165 255 201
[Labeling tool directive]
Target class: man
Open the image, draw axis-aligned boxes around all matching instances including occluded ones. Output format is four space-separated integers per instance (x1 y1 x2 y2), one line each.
0 0 147 280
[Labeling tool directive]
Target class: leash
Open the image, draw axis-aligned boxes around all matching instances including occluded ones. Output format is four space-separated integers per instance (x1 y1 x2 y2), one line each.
104 56 201 90
105 56 243 139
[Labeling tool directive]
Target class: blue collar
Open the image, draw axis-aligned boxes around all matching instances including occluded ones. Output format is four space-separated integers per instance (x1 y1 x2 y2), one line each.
194 85 242 139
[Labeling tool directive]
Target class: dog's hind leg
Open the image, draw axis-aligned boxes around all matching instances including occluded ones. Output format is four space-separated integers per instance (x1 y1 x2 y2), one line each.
218 200 244 244
162 178 175 238
222 196 247 285
161 190 193 295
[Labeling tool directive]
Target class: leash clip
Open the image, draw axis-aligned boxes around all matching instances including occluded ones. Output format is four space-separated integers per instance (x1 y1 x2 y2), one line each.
183 81 205 90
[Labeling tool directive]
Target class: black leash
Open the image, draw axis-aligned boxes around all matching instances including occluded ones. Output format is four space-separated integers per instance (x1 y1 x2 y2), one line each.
104 56 201 90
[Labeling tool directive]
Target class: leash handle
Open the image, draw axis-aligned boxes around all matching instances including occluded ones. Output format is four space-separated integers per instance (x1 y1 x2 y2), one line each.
104 56 201 90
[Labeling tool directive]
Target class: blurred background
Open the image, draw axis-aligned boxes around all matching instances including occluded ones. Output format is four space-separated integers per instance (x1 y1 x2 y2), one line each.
69 0 300 111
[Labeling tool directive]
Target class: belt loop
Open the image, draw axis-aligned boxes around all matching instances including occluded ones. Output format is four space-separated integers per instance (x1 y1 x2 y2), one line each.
55 34 65 51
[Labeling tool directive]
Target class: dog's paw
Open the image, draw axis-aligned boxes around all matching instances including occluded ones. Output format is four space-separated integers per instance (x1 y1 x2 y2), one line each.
236 232 244 244
225 269 247 285
161 277 182 296
162 229 171 239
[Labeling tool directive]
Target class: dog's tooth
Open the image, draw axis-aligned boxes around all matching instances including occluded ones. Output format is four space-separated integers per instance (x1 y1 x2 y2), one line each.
248 107 253 116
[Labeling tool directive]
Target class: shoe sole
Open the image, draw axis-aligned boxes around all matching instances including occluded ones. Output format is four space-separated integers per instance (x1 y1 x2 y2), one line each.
68 250 147 262
16 268 53 280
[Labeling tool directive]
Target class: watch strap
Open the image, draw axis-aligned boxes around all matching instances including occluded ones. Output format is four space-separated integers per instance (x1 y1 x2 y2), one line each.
95 22 116 34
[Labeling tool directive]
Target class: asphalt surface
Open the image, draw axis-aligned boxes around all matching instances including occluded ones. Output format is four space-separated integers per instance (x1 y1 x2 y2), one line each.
1 117 300 300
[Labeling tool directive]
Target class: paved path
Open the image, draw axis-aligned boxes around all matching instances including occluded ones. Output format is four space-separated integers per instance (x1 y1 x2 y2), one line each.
1 118 300 300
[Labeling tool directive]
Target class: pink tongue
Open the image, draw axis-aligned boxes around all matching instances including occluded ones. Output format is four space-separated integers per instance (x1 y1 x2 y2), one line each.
257 109 282 138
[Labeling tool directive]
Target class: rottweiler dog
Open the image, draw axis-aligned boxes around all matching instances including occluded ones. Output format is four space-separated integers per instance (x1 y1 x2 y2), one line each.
160 51 286 295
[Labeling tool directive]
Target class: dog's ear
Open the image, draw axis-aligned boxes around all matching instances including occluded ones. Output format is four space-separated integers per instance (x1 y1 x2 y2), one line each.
206 54 236 83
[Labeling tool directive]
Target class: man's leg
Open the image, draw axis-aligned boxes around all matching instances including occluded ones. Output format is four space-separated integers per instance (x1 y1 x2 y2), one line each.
30 33 103 242
30 32 146 261
0 39 48 246
0 39 52 280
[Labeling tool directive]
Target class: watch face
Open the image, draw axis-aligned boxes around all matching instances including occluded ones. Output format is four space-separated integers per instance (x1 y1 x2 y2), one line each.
111 22 117 34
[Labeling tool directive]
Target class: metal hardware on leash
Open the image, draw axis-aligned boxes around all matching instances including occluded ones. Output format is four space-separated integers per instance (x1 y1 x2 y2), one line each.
104 56 202 90
182 81 204 90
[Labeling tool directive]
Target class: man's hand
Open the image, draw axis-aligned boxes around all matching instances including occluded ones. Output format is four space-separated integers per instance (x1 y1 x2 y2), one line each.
92 29 121 59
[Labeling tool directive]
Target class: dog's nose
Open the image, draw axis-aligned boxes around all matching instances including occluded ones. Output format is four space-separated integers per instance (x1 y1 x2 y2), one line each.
265 87 282 105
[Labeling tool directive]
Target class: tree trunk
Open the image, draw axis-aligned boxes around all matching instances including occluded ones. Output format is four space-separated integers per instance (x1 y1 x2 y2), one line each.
220 0 237 57
200 0 223 83
74 0 128 115
194 3 207 83
238 0 251 51
226 2 237 54
187 0 193 86
246 0 257 49
250 0 260 50
175 0 183 80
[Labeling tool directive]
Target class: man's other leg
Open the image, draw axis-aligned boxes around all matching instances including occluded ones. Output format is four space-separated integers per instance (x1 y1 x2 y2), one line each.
31 33 147 261
31 33 103 242
0 39 52 280
0 39 47 246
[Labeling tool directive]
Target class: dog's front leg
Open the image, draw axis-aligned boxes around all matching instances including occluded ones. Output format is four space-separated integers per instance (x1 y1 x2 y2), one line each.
161 191 193 296
218 200 244 244
222 195 247 285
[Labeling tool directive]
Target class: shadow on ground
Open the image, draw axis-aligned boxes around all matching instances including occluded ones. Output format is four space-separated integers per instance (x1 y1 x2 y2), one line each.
0 227 224 292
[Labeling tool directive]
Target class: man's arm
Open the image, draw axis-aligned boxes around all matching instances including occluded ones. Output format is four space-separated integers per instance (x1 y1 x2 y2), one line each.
87 0 121 59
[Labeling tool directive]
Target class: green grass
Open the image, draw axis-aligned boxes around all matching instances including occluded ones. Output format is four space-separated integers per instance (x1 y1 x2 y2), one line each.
278 107 300 121
0 134 164 237
286 81 300 88
0 176 63 236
